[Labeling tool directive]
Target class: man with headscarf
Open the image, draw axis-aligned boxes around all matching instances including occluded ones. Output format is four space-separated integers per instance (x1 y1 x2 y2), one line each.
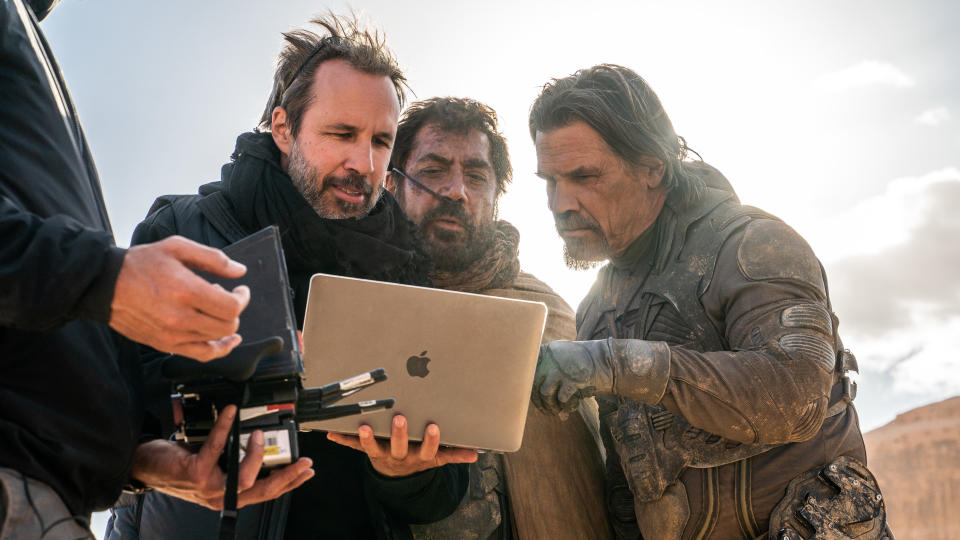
387 97 612 540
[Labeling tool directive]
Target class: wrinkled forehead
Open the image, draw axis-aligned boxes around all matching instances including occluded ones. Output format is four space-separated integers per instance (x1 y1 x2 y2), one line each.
305 60 400 133
534 122 615 173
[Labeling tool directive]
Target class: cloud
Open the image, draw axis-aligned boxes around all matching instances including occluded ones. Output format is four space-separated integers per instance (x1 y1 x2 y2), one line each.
845 315 960 407
808 168 960 262
813 60 915 93
818 169 960 417
852 337 960 431
823 168 960 339
915 107 950 126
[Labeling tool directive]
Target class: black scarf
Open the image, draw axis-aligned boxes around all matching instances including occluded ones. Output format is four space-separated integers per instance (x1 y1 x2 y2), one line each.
201 132 432 322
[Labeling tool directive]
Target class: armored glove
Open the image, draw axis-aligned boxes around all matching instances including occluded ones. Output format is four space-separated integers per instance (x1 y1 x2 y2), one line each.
532 338 671 416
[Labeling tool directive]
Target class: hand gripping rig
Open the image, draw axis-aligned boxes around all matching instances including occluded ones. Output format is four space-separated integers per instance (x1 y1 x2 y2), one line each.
163 337 393 540
157 225 394 540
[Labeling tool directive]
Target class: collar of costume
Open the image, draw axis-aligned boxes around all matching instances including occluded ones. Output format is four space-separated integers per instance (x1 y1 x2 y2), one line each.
607 161 738 275
610 218 660 272
429 220 521 293
203 131 432 287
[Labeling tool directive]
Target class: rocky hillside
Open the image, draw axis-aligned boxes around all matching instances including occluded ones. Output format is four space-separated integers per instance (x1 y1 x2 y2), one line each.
863 396 960 539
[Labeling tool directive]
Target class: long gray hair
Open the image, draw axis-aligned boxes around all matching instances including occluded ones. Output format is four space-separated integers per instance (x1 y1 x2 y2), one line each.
529 64 704 205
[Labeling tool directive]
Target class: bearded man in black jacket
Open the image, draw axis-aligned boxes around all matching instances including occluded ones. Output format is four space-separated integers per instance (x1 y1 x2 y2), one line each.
106 14 474 540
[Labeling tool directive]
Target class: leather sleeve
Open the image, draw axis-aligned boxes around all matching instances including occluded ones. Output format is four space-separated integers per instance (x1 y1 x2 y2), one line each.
658 219 836 445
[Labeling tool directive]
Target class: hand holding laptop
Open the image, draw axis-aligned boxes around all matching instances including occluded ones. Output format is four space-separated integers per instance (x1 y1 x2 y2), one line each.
327 414 477 477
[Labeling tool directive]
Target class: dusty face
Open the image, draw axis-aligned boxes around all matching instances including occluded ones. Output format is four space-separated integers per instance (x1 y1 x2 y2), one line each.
534 121 667 268
271 59 400 219
396 124 498 271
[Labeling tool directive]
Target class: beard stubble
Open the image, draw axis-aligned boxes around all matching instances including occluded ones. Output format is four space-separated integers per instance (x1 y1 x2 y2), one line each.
288 140 380 219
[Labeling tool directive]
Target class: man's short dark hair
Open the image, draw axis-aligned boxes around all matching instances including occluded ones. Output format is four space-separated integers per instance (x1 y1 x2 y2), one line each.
391 97 512 199
257 12 407 136
529 64 703 205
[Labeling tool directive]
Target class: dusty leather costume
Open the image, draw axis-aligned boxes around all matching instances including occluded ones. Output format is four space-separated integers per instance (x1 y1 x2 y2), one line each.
545 163 889 539
411 221 612 540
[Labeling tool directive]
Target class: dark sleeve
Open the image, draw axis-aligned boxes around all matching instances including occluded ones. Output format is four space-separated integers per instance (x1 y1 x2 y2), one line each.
656 220 837 445
0 195 126 329
364 462 469 524
1 1 126 330
131 202 179 246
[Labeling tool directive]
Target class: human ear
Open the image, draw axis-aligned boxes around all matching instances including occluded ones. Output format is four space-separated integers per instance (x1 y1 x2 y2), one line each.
385 171 398 194
271 107 293 157
640 157 665 189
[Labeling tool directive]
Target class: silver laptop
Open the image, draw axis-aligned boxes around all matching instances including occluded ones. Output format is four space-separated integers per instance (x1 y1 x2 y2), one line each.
298 273 547 452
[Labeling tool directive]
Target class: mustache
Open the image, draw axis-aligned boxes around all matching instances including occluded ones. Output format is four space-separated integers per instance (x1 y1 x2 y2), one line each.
323 173 373 196
554 211 601 232
422 199 474 233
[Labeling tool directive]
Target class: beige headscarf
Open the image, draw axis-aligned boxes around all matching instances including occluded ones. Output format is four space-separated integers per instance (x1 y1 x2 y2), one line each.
461 222 612 540
428 220 520 293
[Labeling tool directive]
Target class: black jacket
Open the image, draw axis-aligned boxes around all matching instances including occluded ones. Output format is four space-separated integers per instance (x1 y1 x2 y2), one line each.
113 132 466 540
0 0 142 516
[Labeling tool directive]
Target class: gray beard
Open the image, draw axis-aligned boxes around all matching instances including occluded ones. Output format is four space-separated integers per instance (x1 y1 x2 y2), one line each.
288 140 380 219
554 211 610 270
563 245 605 270
561 235 609 270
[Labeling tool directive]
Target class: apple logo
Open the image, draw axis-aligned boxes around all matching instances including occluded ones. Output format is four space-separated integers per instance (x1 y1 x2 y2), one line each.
407 350 430 378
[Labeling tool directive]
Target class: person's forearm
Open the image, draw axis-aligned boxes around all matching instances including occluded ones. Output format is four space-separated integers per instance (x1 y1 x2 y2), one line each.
659 343 833 445
368 462 469 524
0 195 122 329
600 338 672 404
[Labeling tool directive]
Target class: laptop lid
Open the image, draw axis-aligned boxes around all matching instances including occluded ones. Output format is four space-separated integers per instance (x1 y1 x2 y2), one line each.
298 273 547 452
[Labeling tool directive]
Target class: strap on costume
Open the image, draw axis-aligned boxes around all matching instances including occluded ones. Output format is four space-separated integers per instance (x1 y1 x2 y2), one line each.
825 350 859 419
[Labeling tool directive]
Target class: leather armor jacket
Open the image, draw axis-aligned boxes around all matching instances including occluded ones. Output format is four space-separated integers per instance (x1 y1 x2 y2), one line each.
577 168 866 539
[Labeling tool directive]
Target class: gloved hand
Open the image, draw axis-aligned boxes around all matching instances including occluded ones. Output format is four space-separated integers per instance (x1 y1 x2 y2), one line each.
532 340 615 417
532 338 671 417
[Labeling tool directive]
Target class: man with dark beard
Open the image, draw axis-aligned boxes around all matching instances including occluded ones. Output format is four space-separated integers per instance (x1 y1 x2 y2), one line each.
386 97 612 540
106 15 474 540
528 65 891 539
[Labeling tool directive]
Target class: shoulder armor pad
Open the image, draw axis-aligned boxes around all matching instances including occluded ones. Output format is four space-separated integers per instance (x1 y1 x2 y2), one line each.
737 220 825 294
712 204 777 233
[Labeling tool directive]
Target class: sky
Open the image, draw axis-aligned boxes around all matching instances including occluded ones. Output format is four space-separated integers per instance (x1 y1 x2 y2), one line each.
41 0 957 456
